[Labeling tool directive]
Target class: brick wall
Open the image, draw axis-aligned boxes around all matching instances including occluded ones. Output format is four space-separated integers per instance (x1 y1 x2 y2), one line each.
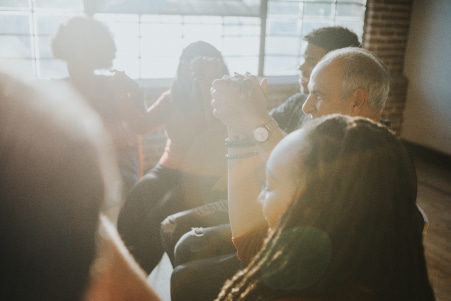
363 0 414 135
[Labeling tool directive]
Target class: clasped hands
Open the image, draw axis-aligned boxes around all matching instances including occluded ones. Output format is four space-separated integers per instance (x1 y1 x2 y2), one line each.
210 72 269 135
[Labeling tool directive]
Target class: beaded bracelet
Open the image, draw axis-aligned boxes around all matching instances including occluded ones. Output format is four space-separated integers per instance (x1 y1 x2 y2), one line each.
225 137 256 148
225 150 258 160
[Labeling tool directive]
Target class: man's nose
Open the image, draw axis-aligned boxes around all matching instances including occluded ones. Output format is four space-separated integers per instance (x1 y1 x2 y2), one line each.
298 62 306 73
302 94 315 115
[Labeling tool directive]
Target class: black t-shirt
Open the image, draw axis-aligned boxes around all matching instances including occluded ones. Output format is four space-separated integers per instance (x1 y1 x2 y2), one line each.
269 93 309 134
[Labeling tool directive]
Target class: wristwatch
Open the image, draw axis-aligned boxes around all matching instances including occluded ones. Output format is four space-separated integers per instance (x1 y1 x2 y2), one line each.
252 118 276 143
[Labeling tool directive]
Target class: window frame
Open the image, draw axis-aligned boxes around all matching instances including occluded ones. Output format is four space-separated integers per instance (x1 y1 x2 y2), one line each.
0 0 366 83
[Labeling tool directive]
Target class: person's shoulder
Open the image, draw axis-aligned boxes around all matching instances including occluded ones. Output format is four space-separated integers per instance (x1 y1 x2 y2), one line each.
271 92 306 116
286 92 307 103
276 92 307 109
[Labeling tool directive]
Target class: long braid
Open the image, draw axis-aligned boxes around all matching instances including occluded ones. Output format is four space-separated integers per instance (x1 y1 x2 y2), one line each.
216 115 434 300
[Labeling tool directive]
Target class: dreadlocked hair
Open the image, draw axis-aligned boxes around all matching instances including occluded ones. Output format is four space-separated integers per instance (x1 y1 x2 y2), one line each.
216 115 434 301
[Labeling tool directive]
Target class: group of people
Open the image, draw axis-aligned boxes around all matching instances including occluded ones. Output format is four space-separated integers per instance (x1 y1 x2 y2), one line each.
0 14 436 301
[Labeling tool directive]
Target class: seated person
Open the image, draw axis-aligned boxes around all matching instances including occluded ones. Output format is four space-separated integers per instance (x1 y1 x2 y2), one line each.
0 69 160 301
117 41 230 273
216 114 435 300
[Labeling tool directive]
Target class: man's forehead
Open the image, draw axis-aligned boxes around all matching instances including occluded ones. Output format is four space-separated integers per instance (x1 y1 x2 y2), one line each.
309 60 344 89
314 59 343 78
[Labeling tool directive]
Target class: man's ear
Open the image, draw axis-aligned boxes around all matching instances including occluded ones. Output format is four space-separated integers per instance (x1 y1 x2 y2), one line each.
350 88 368 114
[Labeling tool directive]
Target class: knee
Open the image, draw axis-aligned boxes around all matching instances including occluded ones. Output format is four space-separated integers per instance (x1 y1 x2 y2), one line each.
160 211 194 243
117 192 146 234
160 208 203 252
173 228 206 266
161 215 178 245
118 180 151 220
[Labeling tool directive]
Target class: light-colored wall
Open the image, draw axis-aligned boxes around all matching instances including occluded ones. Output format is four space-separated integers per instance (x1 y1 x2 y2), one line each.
401 0 451 155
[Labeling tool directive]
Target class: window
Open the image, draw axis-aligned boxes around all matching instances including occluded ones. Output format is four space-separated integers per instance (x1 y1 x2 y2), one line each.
0 0 366 80
265 0 366 76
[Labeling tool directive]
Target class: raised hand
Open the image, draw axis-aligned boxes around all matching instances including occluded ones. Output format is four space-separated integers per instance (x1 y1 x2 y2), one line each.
190 56 228 125
210 72 269 136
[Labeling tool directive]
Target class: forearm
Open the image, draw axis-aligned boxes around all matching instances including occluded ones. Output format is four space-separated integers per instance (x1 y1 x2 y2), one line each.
253 119 286 163
125 92 172 134
230 109 287 163
212 74 286 237
227 146 265 238
226 119 285 238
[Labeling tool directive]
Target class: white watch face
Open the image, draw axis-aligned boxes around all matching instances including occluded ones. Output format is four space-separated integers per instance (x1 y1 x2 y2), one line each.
253 127 269 142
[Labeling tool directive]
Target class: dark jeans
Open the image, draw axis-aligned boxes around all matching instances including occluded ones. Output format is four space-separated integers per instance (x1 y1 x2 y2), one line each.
171 253 242 301
117 145 139 199
117 164 225 274
170 224 242 301
160 199 230 264
173 223 235 265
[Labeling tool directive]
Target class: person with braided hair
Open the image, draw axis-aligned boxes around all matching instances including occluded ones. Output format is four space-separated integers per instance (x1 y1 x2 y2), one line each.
215 114 434 301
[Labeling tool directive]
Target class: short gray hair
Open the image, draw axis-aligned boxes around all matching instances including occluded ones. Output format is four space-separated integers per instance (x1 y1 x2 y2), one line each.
321 47 390 112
